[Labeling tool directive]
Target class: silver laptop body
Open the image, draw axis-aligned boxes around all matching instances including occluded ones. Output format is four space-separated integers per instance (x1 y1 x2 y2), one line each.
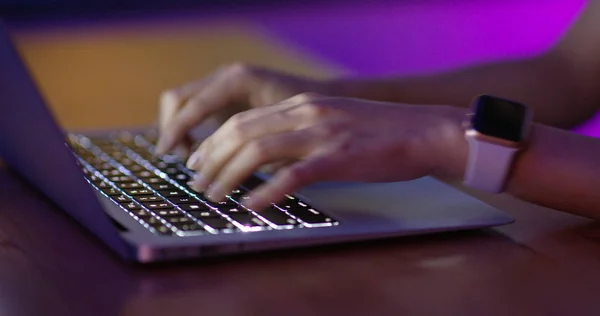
0 22 513 263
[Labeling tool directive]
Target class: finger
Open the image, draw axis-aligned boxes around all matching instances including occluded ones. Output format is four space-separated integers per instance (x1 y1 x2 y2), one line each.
158 80 209 157
156 66 250 154
156 91 219 155
159 91 185 130
185 110 275 173
171 136 194 160
186 102 312 192
259 159 295 174
159 76 215 132
169 77 212 100
206 91 325 146
189 92 326 164
198 130 316 202
188 99 300 166
192 92 328 163
205 98 299 148
158 65 236 127
242 154 340 211
159 91 180 133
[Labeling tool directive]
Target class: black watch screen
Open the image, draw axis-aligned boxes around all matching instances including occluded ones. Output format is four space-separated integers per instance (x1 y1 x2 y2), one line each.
471 95 529 142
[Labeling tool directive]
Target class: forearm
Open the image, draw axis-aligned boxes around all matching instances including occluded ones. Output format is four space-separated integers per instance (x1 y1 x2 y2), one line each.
442 121 600 220
332 54 592 128
503 124 600 219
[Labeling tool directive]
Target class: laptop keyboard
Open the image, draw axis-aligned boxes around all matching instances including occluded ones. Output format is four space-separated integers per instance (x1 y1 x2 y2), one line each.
67 131 338 236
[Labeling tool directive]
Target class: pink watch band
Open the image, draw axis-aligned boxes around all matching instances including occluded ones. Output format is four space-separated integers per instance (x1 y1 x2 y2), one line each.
463 137 519 193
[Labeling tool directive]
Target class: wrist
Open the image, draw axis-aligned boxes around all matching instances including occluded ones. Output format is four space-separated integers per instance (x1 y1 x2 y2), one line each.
457 95 532 193
428 106 469 181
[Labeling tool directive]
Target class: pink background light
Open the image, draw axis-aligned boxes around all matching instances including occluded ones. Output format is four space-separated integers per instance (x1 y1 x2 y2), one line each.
255 0 596 134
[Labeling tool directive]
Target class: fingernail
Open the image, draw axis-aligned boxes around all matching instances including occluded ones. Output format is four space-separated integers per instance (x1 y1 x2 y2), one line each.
174 146 190 162
206 183 226 202
154 143 165 155
186 151 202 169
160 91 179 107
189 173 210 192
154 139 169 155
242 195 263 210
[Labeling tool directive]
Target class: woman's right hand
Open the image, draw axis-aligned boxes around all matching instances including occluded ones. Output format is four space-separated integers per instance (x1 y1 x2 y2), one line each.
155 63 337 156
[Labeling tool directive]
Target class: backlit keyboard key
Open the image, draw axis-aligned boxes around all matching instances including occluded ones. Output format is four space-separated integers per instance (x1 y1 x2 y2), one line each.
168 197 196 204
125 189 153 196
95 162 114 171
154 161 169 169
87 174 102 183
108 175 134 183
143 202 172 210
201 217 236 230
277 200 336 225
101 187 121 196
155 209 182 217
221 207 248 215
101 169 122 177
146 177 167 184
96 181 111 189
158 189 187 198
149 183 175 191
257 207 298 227
287 207 334 225
119 158 135 166
118 182 143 189
172 173 190 183
164 216 193 224
229 213 267 228
134 195 163 203
227 188 246 199
188 209 219 219
141 217 172 235
129 164 145 172
208 199 238 208
112 195 131 203
172 222 205 232
134 170 155 178
163 167 179 175
179 203 210 212
122 202 141 211
132 208 152 218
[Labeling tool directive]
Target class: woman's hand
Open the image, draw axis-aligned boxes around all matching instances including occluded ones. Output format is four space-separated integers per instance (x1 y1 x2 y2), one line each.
185 93 469 211
155 63 337 156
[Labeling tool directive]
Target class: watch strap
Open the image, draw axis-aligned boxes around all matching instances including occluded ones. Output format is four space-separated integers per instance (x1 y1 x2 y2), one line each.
463 137 519 193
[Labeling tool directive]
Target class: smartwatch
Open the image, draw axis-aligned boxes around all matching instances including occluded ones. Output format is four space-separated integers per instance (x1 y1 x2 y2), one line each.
463 95 532 193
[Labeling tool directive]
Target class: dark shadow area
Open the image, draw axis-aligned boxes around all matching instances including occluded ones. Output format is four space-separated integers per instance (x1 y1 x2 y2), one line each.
1 0 330 23
0 0 514 25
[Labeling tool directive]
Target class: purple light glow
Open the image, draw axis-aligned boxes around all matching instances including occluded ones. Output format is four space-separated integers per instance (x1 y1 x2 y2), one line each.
257 0 585 75
256 0 600 135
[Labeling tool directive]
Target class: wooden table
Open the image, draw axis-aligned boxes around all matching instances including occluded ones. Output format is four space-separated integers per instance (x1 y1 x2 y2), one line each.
2 16 600 316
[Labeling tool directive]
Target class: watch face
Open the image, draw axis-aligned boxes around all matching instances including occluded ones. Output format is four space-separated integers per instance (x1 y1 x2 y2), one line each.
471 95 528 142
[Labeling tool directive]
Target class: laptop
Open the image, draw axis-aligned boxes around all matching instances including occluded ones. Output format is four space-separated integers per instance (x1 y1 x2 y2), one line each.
0 22 514 263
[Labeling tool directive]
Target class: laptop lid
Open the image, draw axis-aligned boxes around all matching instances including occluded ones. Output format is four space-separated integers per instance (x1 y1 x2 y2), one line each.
0 22 131 258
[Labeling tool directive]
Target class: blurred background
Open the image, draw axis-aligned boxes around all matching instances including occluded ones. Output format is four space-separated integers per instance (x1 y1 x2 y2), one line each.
0 0 593 133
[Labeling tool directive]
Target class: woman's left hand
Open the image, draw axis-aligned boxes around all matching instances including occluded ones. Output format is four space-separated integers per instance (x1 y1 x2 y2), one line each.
184 93 469 211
